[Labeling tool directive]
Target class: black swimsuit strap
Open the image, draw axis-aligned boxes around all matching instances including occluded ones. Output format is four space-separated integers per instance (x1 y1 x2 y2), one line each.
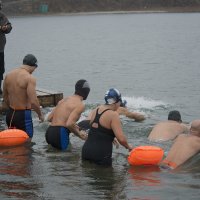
92 108 111 124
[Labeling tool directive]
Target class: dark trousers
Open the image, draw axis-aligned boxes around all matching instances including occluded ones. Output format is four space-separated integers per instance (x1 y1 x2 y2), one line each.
0 52 5 79
0 52 5 91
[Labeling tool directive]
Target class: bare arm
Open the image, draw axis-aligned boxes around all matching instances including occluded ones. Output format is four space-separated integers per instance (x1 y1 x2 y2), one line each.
66 103 87 140
126 111 145 121
111 112 132 150
117 107 145 121
27 77 44 121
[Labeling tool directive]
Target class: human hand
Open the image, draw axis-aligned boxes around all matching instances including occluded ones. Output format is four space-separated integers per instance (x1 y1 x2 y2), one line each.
79 130 88 140
1 25 8 31
127 144 133 152
113 138 119 149
39 114 44 122
134 114 145 122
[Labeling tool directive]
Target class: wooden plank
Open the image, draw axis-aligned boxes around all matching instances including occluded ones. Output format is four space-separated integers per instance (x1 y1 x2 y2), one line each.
0 88 63 114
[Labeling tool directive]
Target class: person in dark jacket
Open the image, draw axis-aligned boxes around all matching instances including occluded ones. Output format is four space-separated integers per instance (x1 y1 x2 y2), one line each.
0 0 12 94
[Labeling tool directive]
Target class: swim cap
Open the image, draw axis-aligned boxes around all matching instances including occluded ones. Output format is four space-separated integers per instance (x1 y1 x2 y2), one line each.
104 88 122 105
168 110 182 122
23 54 38 67
120 99 127 107
75 79 90 100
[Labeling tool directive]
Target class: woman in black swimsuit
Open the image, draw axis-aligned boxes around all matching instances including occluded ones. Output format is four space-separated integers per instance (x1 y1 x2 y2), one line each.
82 88 133 166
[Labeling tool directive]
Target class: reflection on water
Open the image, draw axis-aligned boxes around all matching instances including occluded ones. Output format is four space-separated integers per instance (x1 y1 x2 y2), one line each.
128 165 161 188
81 161 128 200
0 144 41 199
0 145 32 176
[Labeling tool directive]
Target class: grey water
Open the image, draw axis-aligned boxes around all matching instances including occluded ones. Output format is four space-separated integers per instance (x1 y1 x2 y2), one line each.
0 12 200 199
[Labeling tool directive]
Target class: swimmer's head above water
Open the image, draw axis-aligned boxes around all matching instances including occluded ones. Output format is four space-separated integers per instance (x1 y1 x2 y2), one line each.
104 88 122 105
75 79 90 100
23 54 38 68
168 110 182 123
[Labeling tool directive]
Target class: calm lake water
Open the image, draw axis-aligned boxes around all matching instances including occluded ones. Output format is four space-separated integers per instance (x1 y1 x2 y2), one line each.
0 12 200 200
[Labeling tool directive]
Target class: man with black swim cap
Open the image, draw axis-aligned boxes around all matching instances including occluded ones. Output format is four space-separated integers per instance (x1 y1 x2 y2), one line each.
75 79 90 100
3 54 44 138
0 0 12 94
148 110 189 142
45 79 90 150
23 54 38 67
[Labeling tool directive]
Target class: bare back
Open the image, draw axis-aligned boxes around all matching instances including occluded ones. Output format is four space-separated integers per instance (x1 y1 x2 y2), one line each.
164 134 200 167
3 67 36 109
90 106 119 130
148 120 189 141
90 105 132 150
50 95 85 128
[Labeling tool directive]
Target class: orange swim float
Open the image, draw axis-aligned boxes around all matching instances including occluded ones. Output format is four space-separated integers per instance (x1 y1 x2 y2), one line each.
128 146 164 166
0 129 29 147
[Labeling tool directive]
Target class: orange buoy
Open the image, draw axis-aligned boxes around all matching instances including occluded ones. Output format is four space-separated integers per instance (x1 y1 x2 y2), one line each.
0 129 29 147
128 146 164 166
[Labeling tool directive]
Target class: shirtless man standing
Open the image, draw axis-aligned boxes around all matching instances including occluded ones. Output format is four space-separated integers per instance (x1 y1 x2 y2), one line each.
148 110 189 142
160 119 200 169
3 54 44 138
46 79 90 150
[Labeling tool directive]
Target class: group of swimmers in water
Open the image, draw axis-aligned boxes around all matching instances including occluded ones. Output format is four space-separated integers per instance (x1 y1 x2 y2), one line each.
2 54 200 169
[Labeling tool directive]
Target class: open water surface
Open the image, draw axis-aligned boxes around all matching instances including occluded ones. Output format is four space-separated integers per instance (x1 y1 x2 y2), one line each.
0 12 200 199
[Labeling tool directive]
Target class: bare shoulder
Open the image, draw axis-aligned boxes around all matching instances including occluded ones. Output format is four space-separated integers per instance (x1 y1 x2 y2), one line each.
28 74 36 83
26 75 36 89
110 110 121 120
74 99 85 112
153 121 167 127
117 107 127 113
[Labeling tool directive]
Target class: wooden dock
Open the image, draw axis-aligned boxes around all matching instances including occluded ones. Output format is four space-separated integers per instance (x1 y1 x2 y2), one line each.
0 88 63 114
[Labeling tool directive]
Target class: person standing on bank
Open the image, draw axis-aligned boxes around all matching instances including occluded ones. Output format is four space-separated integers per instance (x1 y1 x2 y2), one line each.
46 79 90 150
0 1 12 94
3 54 44 138
82 88 133 166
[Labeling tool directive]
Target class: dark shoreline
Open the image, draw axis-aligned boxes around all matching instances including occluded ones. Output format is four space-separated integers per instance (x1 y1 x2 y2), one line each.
3 0 200 17
7 8 200 18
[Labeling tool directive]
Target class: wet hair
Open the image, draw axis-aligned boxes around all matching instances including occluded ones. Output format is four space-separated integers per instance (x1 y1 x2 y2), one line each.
168 110 182 122
75 79 90 100
104 88 122 105
23 54 38 67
